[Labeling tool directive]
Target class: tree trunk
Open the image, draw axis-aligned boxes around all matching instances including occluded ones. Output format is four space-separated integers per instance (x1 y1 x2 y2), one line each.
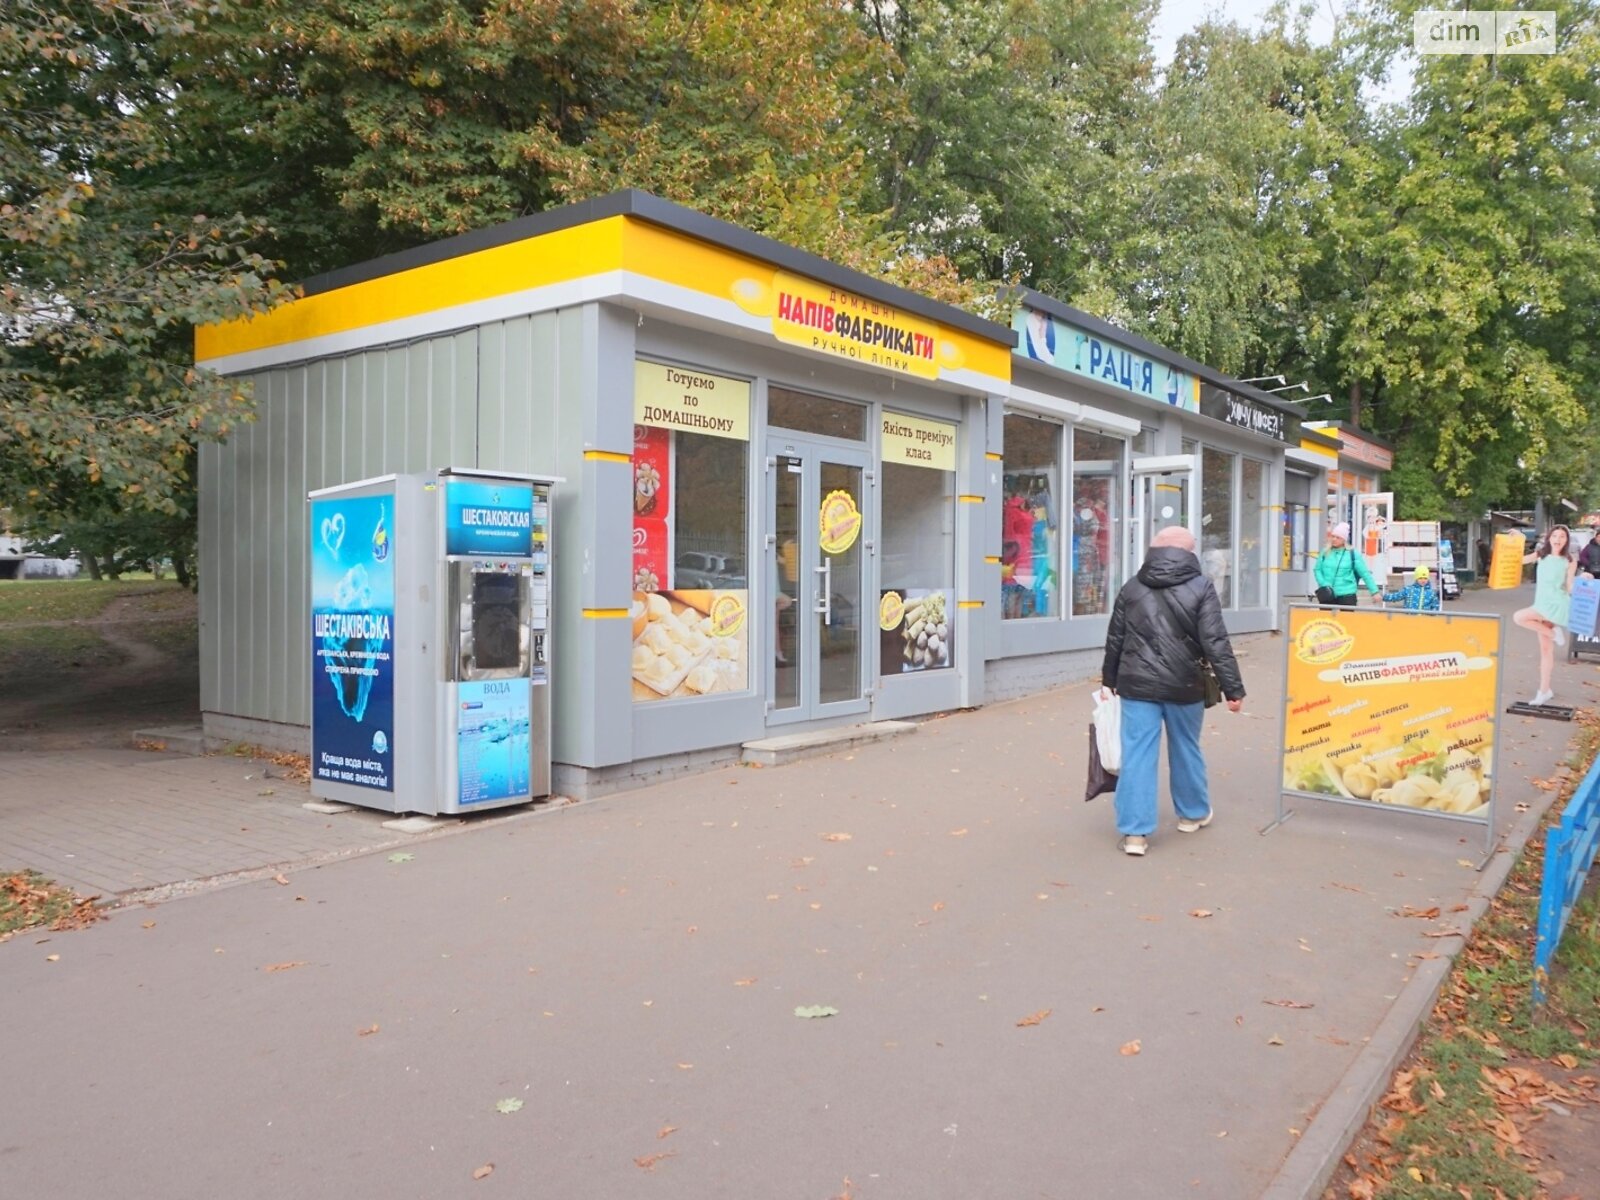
1349 380 1363 429
82 554 102 580
174 555 194 591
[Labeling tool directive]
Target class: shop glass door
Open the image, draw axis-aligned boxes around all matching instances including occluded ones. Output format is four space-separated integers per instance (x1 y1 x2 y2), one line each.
768 438 870 725
1130 455 1196 565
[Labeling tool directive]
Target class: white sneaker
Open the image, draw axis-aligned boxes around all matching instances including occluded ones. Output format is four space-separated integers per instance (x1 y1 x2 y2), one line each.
1554 626 1567 647
1177 811 1214 834
1120 835 1148 856
1531 689 1555 707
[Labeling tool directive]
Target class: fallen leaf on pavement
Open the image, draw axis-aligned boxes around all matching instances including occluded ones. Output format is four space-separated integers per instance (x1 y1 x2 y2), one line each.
262 961 306 972
657 1125 678 1140
495 1098 523 1114
1268 1035 1285 1046
932 901 945 911
949 828 969 837
141 921 156 929
734 978 757 987
1016 1009 1052 1027
472 1164 494 1180
1329 881 1365 893
1397 906 1441 919
1458 859 1476 868
273 873 289 886
634 1151 677 1171
1557 1053 1579 1069
795 1005 839 1019
1263 999 1314 1009
387 853 414 864
1448 904 1469 913
1189 909 1214 919
45 953 59 962
820 833 852 842
1119 1040 1141 1056
357 1024 380 1036
1422 929 1463 938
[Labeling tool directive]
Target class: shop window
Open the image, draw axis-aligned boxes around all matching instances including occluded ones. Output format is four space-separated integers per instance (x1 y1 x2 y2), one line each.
1283 501 1310 571
1070 428 1125 616
630 360 751 703
880 411 957 673
1200 447 1235 607
768 386 865 441
1001 413 1062 620
1238 457 1267 607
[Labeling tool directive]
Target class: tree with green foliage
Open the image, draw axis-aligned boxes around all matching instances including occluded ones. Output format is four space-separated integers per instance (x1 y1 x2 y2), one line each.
1324 2 1600 517
853 0 1157 298
0 0 291 525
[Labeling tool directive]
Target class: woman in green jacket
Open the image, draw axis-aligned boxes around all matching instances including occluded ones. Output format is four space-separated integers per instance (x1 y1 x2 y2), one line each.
1314 522 1381 607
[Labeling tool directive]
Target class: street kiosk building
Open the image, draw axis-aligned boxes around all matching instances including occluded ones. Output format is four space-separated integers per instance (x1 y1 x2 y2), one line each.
196 191 1311 799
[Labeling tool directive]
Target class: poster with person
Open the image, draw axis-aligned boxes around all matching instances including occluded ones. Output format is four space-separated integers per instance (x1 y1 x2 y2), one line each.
1354 492 1394 582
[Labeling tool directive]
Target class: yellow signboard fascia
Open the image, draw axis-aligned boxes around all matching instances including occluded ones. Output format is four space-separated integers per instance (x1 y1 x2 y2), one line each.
881 411 957 471
634 360 751 442
1297 436 1339 462
197 218 629 363
622 221 1010 384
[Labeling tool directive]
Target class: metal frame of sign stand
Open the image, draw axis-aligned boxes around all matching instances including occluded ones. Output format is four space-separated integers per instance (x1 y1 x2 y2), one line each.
1262 603 1502 865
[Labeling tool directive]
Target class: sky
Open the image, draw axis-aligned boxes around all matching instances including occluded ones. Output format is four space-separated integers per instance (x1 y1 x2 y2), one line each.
1150 0 1415 106
1151 0 1339 63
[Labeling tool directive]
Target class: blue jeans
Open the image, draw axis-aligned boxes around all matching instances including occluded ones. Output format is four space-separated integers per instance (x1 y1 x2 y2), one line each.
1114 698 1211 836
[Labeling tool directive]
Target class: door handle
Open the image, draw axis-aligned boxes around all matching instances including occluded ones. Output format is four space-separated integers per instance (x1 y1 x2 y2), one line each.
814 559 831 622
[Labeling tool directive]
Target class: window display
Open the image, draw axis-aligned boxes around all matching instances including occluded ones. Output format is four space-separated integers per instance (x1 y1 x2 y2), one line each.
1070 429 1124 615
631 360 751 702
1283 501 1310 571
1239 457 1267 607
1001 413 1061 620
1200 447 1234 608
879 411 956 672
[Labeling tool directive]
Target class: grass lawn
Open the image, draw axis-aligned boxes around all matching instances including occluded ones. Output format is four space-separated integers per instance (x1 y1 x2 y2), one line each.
0 580 197 675
0 578 184 624
0 625 125 676
0 871 102 940
1329 716 1600 1199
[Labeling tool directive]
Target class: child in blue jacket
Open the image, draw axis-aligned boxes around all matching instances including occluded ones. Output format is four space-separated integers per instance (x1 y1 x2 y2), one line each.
1380 564 1441 612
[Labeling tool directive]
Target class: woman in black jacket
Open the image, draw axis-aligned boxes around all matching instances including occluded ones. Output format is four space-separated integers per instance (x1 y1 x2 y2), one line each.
1101 525 1245 856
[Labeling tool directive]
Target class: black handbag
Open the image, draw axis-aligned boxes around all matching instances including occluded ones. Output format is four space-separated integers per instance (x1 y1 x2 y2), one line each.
1314 585 1335 605
1157 587 1224 708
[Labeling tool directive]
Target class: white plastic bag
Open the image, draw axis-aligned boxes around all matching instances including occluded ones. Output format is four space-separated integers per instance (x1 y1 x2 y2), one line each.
1092 688 1122 772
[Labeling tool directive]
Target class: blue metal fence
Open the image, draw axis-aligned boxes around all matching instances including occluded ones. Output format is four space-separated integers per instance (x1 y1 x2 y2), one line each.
1533 756 1600 1006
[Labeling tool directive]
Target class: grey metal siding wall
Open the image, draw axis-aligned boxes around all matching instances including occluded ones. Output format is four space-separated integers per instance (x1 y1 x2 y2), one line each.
475 307 617 768
199 329 482 731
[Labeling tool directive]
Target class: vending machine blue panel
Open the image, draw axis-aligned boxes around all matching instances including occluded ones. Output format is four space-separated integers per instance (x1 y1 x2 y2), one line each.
456 678 533 805
444 477 535 557
309 491 396 792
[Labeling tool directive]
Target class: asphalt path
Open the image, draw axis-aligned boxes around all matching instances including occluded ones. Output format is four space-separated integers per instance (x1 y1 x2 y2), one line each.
2 587 1590 1200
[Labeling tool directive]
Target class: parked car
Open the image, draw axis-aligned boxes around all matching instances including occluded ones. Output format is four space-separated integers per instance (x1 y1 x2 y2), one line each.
674 551 746 590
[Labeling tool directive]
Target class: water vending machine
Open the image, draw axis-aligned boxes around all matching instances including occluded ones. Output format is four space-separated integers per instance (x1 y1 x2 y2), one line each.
308 469 557 815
